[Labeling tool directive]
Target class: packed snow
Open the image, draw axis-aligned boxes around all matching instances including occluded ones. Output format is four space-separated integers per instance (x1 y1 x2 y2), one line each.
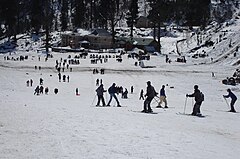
1 16 240 159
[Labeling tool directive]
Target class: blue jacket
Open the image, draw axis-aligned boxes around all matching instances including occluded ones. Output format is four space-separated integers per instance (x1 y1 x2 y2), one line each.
160 88 166 96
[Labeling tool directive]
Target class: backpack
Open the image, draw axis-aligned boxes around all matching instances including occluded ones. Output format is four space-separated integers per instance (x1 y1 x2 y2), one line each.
200 92 204 102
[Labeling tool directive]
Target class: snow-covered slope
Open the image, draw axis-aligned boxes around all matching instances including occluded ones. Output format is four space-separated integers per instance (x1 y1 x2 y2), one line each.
0 3 240 158
0 43 240 158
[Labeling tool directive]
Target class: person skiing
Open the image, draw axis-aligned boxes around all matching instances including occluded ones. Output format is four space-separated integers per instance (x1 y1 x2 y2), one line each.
139 89 144 100
157 85 168 108
186 85 204 116
142 81 157 113
223 89 237 112
96 84 106 106
107 83 121 107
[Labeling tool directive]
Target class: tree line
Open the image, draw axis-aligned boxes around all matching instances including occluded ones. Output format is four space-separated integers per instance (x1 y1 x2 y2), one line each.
0 0 236 43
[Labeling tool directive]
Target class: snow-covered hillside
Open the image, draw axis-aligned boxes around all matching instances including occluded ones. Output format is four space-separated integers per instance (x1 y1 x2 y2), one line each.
1 22 240 159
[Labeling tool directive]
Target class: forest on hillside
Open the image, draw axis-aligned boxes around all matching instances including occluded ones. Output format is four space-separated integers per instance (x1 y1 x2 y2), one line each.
0 0 238 41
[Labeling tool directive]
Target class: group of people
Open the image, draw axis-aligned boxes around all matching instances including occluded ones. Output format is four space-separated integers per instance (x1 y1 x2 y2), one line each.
26 79 34 87
95 80 238 116
34 85 49 95
95 83 121 107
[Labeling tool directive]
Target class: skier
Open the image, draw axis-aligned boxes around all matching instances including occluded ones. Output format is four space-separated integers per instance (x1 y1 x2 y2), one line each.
186 85 204 116
223 89 237 112
107 83 121 107
95 84 106 106
157 85 168 108
142 81 157 113
139 89 144 100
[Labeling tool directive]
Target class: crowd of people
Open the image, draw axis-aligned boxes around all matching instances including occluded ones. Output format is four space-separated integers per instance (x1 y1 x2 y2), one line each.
22 53 238 116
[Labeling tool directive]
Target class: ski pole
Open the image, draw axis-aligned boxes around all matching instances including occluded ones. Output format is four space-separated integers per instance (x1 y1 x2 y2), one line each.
183 96 188 114
223 96 230 109
91 95 97 106
153 97 159 104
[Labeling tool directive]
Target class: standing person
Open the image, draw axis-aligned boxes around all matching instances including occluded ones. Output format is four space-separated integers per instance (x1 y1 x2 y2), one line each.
30 79 33 87
39 86 44 94
58 73 61 82
107 83 121 107
122 88 128 99
34 86 40 95
45 87 49 95
67 75 70 82
186 85 204 116
54 88 58 94
142 81 157 113
96 79 99 86
39 78 43 85
96 84 106 106
131 86 134 94
26 80 29 87
223 89 237 112
76 88 79 96
63 75 66 82
139 89 144 100
157 85 168 108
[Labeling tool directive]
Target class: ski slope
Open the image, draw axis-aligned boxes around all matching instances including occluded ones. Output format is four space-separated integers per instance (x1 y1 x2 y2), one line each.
0 49 240 159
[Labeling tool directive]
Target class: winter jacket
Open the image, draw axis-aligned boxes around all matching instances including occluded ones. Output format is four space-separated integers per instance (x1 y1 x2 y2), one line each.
108 85 117 94
188 89 202 103
146 85 157 98
160 88 166 97
224 91 237 101
96 85 105 96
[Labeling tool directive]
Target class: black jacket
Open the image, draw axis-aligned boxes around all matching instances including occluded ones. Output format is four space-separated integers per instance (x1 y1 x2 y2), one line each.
188 89 202 103
146 85 157 98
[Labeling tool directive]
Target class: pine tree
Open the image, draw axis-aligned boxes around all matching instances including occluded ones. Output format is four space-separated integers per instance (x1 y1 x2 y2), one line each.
61 0 69 31
2 0 18 41
126 0 139 38
30 0 44 34
73 0 86 28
